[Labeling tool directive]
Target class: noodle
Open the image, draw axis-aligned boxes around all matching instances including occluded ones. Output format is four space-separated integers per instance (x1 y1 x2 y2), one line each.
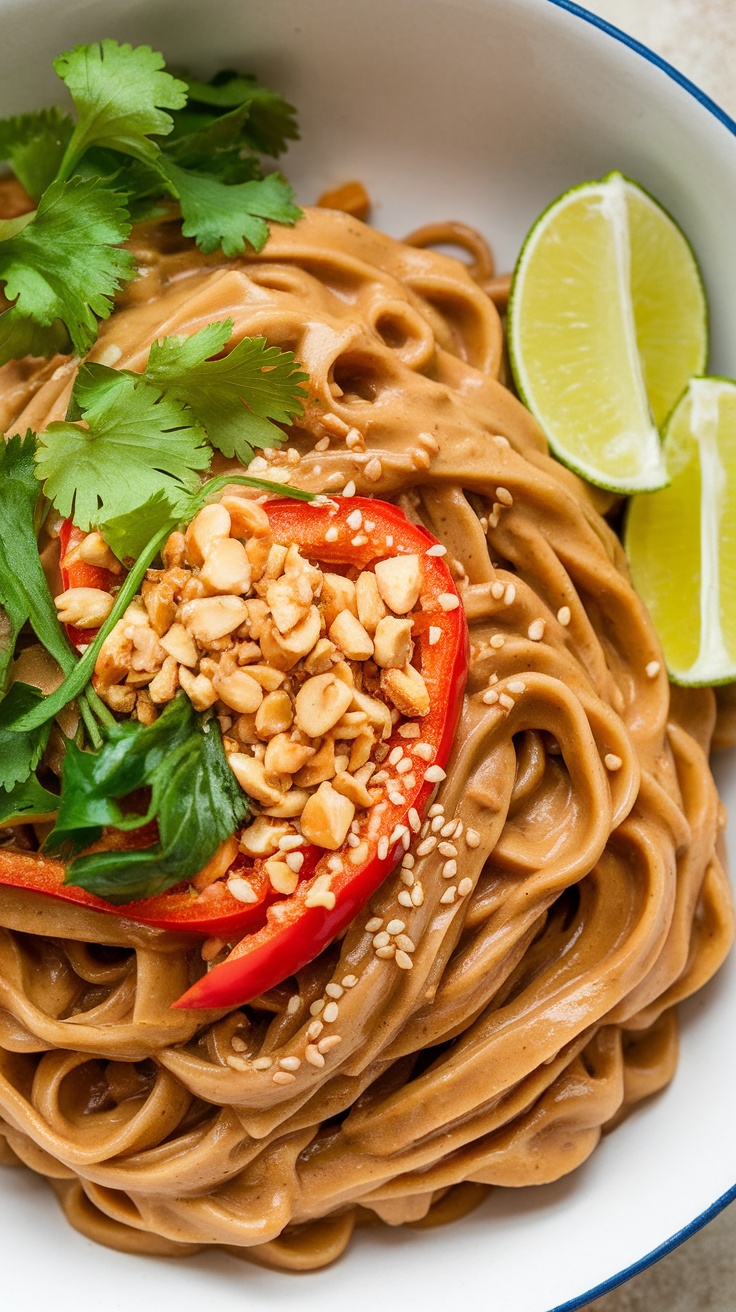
0 206 732 1267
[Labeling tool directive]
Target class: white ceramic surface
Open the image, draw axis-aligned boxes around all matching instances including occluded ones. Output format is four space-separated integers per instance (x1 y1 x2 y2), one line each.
0 2 734 1309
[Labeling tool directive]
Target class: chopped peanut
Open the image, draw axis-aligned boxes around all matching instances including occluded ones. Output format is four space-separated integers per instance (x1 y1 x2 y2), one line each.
178 667 219 711
162 531 186 569
381 663 430 716
97 682 136 714
294 737 336 788
321 572 358 627
263 788 310 818
159 622 199 668
332 770 375 808
256 690 294 738
228 754 285 806
329 609 374 661
260 606 322 669
264 543 288 579
213 668 264 714
148 655 179 704
244 664 286 690
239 817 293 857
54 587 115 628
185 503 231 566
304 638 336 673
63 530 121 574
355 570 387 633
300 781 355 850
374 554 422 614
142 577 177 636
266 573 312 634
192 835 239 891
348 729 375 771
135 689 157 725
373 616 414 669
264 732 315 775
199 538 252 595
295 672 353 738
264 858 299 895
180 595 249 644
221 495 271 538
351 687 393 739
95 620 133 687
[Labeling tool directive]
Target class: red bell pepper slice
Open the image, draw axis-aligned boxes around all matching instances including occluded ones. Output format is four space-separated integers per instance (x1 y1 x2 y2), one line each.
58 520 121 651
173 496 468 1009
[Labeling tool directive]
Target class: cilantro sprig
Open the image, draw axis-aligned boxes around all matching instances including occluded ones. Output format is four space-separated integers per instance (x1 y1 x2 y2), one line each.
34 320 308 552
0 40 301 365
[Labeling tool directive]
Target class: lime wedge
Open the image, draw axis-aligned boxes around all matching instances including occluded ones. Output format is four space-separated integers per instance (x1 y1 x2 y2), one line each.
508 172 707 493
625 377 736 685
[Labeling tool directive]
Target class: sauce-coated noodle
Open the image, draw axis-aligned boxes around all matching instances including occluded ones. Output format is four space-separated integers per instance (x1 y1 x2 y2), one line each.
0 208 732 1267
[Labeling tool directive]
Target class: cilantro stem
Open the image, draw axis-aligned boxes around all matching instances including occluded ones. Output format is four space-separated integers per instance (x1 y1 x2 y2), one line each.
84 684 116 730
78 693 103 749
192 473 316 510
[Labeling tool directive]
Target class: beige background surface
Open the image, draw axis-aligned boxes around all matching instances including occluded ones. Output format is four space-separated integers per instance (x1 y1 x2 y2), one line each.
575 8 735 1311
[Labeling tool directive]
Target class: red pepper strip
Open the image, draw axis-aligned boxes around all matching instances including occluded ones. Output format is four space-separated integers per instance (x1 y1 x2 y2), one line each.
0 837 321 937
58 521 121 652
173 496 468 1009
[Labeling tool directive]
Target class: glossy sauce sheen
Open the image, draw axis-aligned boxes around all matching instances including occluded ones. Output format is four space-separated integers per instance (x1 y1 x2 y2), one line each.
0 206 732 1269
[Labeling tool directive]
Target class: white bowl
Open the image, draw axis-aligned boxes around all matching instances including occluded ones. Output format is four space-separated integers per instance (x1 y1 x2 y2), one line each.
0 2 734 1309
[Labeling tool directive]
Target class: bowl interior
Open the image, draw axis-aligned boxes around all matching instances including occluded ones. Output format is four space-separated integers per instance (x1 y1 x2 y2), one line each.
0 2 734 1310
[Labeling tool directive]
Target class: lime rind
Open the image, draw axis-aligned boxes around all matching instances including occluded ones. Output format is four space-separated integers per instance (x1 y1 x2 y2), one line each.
508 171 708 496
625 376 736 686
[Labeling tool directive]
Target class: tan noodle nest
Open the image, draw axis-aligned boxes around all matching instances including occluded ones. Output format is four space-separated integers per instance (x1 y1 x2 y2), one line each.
0 206 732 1270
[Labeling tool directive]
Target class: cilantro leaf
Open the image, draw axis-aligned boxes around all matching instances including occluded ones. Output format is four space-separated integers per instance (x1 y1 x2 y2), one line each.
35 368 210 530
0 683 50 791
46 692 249 902
0 176 135 361
145 320 308 461
160 162 300 256
100 489 180 562
0 108 73 200
0 773 59 828
0 433 74 691
54 40 187 175
179 71 299 157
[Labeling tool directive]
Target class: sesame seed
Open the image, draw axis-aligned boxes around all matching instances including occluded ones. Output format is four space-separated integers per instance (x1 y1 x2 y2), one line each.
465 828 480 848
507 680 526 694
390 824 409 844
342 975 358 988
557 605 571 626
386 919 405 935
227 875 258 904
490 634 505 648
413 744 433 763
440 818 458 837
604 753 623 771
431 815 445 833
226 1055 248 1071
440 887 457 904
496 486 513 506
488 673 498 685
388 746 404 765
272 1071 296 1085
491 581 505 600
372 770 390 784
366 916 383 932
395 934 415 953
373 931 391 948
424 765 446 783
318 1035 342 1054
499 693 515 710
458 877 473 897
305 1044 325 1068
314 435 330 451
364 457 383 481
252 1056 273 1070
646 660 661 678
411 883 425 906
428 803 444 817
323 1001 339 1023
377 836 389 860
396 758 413 774
352 533 368 546
504 583 516 605
426 543 447 556
429 626 442 645
385 535 394 547
438 593 460 611
307 1020 324 1041
347 833 361 848
376 944 396 958
286 996 300 1015
438 841 457 857
398 890 413 907
279 1056 301 1071
408 808 421 832
483 689 499 705
389 791 405 806
401 852 415 869
443 859 458 879
494 434 510 448
395 950 414 970
417 836 437 856
325 525 339 542
342 480 356 497
346 429 363 450
346 509 363 530
528 619 545 641
398 723 421 740
279 834 305 851
325 982 344 999
285 851 304 872
454 820 464 837
231 1036 247 1052
310 999 325 1016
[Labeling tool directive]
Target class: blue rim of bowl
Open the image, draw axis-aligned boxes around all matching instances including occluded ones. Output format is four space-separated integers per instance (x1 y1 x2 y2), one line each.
539 8 736 1300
